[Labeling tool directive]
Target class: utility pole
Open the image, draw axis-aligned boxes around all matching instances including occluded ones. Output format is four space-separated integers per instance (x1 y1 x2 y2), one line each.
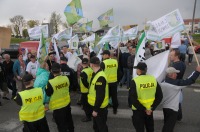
191 0 197 34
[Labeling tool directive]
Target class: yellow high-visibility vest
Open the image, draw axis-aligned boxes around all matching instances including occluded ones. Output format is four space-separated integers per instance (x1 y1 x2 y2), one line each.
132 75 157 110
88 71 109 108
48 76 70 110
19 88 44 122
103 59 118 83
80 67 93 93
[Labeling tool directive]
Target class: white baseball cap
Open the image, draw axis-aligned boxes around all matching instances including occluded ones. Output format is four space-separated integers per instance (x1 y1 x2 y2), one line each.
166 67 180 74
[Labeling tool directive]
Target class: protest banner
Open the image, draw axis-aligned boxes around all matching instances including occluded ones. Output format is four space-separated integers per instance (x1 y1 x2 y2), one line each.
0 27 11 48
53 27 72 40
147 9 185 41
69 35 79 49
28 25 48 39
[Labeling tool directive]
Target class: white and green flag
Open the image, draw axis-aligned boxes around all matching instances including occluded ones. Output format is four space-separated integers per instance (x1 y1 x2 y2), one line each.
133 32 146 77
122 26 138 41
69 34 79 49
98 25 121 49
53 27 72 40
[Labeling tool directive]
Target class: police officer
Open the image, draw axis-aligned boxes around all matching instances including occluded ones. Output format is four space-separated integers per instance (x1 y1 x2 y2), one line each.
14 74 50 132
60 57 74 92
80 58 93 122
45 63 74 132
88 57 109 132
129 62 163 132
100 50 118 114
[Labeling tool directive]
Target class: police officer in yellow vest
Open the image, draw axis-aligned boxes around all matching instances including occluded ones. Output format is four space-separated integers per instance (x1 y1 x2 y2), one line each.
88 57 109 132
100 50 118 114
129 62 163 132
14 74 50 132
45 63 74 132
80 58 93 122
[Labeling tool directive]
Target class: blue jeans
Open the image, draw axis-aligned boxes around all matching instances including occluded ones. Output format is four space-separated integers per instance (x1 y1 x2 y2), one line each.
120 68 130 88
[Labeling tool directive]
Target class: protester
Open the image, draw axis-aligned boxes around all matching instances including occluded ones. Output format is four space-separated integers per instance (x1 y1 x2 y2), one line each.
187 44 194 65
46 51 56 71
169 49 186 121
14 74 50 132
34 62 50 103
60 57 75 92
3 54 17 99
13 54 26 92
0 56 9 105
129 62 163 132
101 50 119 114
88 57 109 132
80 58 93 122
45 63 74 132
119 45 131 88
25 52 32 65
178 42 187 62
26 55 38 78
160 66 200 132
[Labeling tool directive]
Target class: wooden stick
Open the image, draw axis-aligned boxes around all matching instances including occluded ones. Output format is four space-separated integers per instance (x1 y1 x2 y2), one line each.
187 32 199 66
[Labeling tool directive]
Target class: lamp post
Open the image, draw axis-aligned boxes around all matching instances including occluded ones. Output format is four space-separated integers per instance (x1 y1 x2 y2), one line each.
191 0 197 34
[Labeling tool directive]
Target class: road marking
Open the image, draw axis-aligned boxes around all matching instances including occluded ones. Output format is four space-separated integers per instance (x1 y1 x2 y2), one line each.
194 89 200 92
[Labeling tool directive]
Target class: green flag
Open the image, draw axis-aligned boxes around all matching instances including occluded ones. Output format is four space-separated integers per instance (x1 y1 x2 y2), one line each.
64 0 83 25
98 9 113 27
37 32 47 64
80 21 93 32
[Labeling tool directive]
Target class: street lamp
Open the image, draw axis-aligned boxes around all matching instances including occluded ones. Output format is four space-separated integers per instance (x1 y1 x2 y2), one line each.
191 0 197 34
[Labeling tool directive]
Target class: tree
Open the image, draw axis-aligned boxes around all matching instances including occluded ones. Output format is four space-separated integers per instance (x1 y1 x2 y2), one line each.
27 20 39 28
10 15 26 37
22 29 29 38
50 11 62 34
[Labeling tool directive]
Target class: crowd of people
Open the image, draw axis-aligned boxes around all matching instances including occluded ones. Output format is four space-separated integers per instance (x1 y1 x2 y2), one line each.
0 36 199 132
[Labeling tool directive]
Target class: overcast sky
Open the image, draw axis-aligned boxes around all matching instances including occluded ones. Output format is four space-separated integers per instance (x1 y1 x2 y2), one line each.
0 0 200 30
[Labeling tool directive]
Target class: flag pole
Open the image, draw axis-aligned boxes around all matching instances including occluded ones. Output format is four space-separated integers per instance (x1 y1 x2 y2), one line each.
187 32 199 66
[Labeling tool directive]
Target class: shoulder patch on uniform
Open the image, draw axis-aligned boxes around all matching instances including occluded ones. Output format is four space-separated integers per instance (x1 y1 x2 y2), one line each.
96 82 102 85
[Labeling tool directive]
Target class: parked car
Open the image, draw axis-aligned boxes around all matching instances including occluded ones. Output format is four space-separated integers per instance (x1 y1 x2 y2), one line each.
195 45 200 53
1 44 19 59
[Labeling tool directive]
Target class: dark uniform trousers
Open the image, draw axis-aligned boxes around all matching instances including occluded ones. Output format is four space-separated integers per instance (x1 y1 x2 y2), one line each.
108 82 118 110
132 110 154 132
23 117 50 132
162 108 178 132
53 105 74 132
6 74 17 97
93 107 108 132
81 93 92 118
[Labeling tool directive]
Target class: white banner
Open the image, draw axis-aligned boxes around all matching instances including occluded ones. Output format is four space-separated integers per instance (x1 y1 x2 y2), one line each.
122 26 138 41
81 34 95 43
98 25 121 45
69 35 79 49
171 32 181 48
28 25 48 39
147 9 185 41
53 27 72 40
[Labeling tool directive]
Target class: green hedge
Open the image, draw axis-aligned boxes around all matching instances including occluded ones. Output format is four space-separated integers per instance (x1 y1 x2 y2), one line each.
10 38 28 43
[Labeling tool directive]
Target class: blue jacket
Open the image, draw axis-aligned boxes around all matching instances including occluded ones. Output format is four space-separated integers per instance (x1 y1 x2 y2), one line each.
34 68 50 103
13 60 26 77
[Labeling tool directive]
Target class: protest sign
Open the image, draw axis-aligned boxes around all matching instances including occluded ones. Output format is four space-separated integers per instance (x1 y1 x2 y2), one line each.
28 25 48 39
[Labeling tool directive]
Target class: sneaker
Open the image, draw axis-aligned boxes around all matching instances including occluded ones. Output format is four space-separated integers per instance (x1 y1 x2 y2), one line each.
81 117 91 122
3 97 10 100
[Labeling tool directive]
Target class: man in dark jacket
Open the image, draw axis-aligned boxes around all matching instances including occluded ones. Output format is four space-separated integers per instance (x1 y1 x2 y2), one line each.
161 66 200 132
60 57 74 92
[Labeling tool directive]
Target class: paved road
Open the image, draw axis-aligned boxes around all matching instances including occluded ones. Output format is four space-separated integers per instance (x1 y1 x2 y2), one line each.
0 55 200 132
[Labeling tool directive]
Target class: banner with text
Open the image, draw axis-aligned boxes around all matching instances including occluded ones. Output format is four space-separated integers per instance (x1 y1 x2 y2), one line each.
28 25 48 39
